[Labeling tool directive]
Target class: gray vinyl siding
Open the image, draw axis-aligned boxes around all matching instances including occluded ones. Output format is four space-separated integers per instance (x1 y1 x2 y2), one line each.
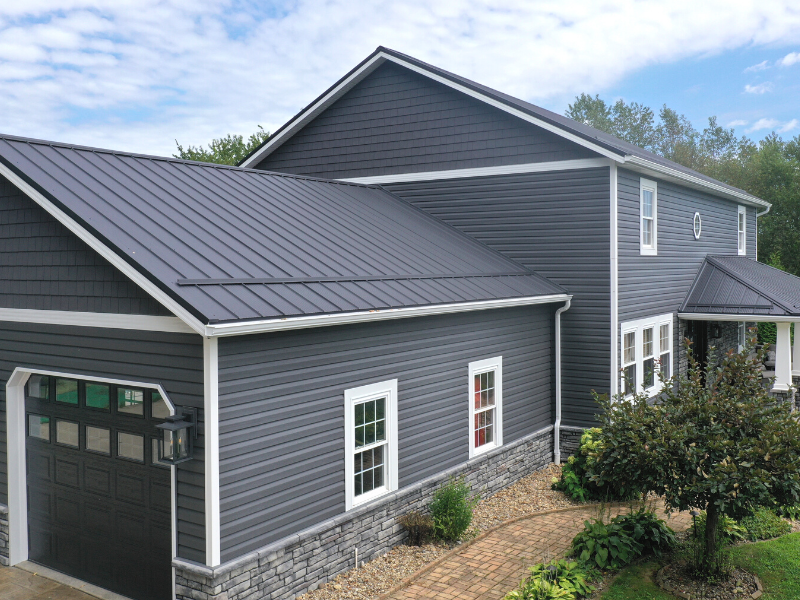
254 62 598 179
0 174 171 316
217 305 554 560
0 323 206 563
384 168 610 428
617 168 758 374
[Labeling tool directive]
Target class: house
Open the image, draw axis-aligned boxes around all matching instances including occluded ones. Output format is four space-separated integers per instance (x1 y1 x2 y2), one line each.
0 47 796 600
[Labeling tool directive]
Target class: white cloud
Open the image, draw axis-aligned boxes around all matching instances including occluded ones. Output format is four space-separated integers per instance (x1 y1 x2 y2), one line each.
744 60 770 72
744 117 800 133
727 119 748 127
779 119 799 133
2 1 800 155
779 51 800 66
744 82 774 94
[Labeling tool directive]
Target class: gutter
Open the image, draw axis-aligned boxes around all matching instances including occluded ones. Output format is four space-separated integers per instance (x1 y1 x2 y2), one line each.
553 297 571 465
203 294 572 337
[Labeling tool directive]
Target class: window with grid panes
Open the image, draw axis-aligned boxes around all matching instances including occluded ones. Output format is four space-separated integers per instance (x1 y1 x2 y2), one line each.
622 331 636 396
659 324 671 378
640 179 657 255
473 370 495 450
468 357 503 458
620 314 672 397
642 327 655 389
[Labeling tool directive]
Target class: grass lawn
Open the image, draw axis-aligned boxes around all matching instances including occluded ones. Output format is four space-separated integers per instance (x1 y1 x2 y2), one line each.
599 533 800 599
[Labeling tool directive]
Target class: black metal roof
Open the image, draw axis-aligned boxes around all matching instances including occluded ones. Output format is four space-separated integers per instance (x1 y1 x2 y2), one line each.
0 134 566 325
680 256 800 316
241 47 763 205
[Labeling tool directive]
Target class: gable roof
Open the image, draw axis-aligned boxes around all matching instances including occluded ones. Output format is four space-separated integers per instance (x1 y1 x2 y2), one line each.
680 256 800 317
241 47 768 210
0 134 567 336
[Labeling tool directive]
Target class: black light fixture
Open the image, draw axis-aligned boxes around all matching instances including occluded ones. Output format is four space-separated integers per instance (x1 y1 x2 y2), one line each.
710 324 721 339
156 408 196 465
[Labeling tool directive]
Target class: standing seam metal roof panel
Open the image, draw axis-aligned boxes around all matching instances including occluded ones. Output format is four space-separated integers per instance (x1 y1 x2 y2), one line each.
0 134 566 324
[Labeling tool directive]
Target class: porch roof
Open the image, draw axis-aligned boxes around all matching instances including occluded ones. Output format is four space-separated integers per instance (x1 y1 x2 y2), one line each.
679 256 800 321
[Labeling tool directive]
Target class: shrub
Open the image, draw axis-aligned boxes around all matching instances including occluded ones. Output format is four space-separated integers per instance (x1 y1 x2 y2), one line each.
694 511 746 544
776 503 800 521
614 508 676 558
429 477 479 541
397 510 434 546
739 507 791 541
504 578 575 600
526 560 595 598
570 518 642 570
552 429 636 502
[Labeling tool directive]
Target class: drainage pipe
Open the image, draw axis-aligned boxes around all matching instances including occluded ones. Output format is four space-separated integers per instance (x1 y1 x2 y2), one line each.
554 297 572 465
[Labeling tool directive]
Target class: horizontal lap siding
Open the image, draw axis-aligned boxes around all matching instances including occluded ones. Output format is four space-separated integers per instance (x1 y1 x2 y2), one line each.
0 174 171 315
617 168 758 374
217 306 554 560
0 323 206 563
385 169 610 427
255 62 597 179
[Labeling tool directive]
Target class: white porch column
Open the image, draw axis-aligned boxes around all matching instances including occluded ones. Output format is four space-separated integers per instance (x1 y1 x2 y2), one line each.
774 322 792 391
793 323 800 378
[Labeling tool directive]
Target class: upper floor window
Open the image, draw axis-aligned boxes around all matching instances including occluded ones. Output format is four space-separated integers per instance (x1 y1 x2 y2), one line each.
344 379 398 510
469 356 503 459
640 178 658 255
621 313 673 397
738 206 747 255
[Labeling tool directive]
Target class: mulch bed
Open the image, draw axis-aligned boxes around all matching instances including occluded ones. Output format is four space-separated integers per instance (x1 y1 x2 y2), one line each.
656 563 760 600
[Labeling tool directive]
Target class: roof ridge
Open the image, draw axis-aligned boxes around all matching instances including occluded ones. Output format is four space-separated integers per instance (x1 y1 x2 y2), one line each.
0 132 387 191
705 256 797 314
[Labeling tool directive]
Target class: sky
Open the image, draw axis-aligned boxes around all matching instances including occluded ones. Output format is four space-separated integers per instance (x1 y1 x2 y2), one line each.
0 0 799 157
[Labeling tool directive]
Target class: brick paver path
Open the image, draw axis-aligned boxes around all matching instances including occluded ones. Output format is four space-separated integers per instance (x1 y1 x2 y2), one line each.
382 503 693 600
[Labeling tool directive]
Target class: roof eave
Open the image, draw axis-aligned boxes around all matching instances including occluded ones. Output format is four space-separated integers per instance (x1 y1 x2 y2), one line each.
678 312 799 322
203 294 572 337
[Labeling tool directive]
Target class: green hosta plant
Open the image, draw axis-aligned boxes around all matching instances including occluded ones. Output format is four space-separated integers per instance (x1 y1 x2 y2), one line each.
527 560 594 597
570 518 642 570
694 511 747 543
504 578 575 600
614 508 676 558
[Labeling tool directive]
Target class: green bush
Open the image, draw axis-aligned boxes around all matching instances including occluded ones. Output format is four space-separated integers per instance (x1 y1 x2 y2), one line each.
504 578 575 600
526 560 595 598
571 518 642 570
429 477 479 541
776 503 800 520
614 508 676 558
694 511 746 543
397 510 434 546
758 322 777 345
552 429 636 502
740 507 791 541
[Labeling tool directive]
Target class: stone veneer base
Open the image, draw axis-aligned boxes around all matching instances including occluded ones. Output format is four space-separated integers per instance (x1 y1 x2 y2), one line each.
174 425 555 600
0 503 8 566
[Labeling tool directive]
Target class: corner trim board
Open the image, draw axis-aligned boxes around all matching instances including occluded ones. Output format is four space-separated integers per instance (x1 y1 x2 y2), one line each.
204 337 221 567
0 307 196 333
338 158 613 185
203 294 571 337
0 161 206 335
610 164 619 397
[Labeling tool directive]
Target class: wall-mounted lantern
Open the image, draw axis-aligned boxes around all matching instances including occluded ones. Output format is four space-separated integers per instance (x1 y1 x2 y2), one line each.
710 324 721 339
157 408 196 465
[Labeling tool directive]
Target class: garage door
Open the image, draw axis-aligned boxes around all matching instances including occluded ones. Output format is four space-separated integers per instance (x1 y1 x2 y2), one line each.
25 374 172 600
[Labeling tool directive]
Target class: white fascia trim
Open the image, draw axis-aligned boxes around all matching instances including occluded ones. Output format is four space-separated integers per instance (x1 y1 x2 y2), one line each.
610 164 619 398
204 294 571 337
204 337 221 567
241 52 623 168
0 307 196 334
0 162 206 336
623 156 770 209
679 313 800 323
6 367 177 572
338 158 613 185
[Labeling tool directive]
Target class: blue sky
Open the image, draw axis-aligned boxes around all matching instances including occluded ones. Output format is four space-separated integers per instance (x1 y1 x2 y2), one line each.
0 1 799 156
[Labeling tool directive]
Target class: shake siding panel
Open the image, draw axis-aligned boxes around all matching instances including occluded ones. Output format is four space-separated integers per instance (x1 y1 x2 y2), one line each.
255 62 598 179
217 306 554 560
0 322 205 562
385 168 611 428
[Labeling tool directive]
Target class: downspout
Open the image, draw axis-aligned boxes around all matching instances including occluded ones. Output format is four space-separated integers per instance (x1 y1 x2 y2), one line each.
554 297 572 465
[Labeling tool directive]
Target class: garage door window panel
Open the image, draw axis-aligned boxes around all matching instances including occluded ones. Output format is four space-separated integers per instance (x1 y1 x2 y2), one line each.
117 388 144 417
28 375 50 400
118 432 144 462
86 426 111 455
56 420 79 448
28 414 50 441
86 383 110 411
56 378 78 405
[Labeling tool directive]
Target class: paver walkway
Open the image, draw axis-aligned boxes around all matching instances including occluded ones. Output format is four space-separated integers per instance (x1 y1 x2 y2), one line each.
0 563 106 600
382 503 693 600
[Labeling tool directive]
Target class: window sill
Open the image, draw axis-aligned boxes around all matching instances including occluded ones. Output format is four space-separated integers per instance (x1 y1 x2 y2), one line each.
349 485 390 510
470 441 499 459
640 247 657 256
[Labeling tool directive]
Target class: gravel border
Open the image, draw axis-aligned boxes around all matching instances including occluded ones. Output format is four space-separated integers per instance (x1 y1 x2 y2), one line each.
299 463 581 600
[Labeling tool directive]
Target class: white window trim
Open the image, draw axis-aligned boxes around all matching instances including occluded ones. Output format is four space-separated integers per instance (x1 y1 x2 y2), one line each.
620 313 673 397
468 356 503 459
738 205 747 256
640 178 658 256
344 379 398 511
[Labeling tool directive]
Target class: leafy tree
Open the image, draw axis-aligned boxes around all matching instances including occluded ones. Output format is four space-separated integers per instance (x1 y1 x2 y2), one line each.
173 126 270 165
585 339 800 575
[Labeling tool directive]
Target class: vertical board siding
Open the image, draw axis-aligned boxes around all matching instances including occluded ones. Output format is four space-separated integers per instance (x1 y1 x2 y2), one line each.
0 175 171 316
255 62 597 179
385 168 610 427
617 168 759 376
0 322 205 563
217 306 554 560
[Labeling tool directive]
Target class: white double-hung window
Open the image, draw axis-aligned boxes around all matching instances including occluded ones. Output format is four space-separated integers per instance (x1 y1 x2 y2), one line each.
468 356 503 458
640 178 658 255
738 206 747 255
344 379 398 510
620 313 673 397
